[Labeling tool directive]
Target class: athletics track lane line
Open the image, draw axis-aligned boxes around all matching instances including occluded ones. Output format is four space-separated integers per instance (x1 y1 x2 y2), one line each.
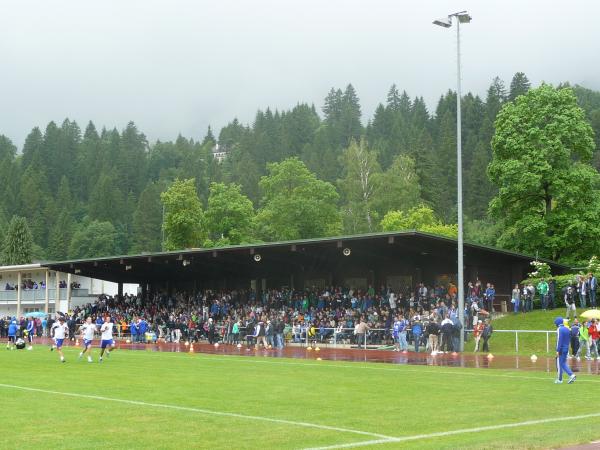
0 383 394 441
303 412 600 449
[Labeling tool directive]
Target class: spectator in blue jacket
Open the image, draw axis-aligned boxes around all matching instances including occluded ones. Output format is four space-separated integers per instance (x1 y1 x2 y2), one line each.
555 317 576 384
130 319 138 343
138 318 148 342
26 318 35 349
7 320 18 350
412 320 423 353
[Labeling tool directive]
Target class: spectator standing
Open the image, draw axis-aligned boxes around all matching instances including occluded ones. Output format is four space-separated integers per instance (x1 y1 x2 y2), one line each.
484 283 495 313
511 284 521 314
564 286 576 321
426 319 440 355
578 276 587 309
473 320 484 352
575 321 590 361
412 319 423 353
355 317 368 349
231 319 240 345
481 319 493 353
537 279 549 310
440 316 453 353
274 318 284 349
548 278 556 309
589 274 597 308
265 320 274 348
130 319 138 343
589 319 599 360
569 320 580 359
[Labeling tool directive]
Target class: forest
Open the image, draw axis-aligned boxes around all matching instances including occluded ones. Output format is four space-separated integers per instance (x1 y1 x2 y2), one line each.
1 72 600 266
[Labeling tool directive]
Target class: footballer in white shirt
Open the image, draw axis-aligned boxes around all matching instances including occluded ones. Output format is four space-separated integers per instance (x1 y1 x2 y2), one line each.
78 317 96 363
50 316 69 362
99 316 116 362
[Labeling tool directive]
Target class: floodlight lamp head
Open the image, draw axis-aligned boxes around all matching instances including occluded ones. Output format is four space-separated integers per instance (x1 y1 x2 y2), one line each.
433 18 452 28
457 13 472 23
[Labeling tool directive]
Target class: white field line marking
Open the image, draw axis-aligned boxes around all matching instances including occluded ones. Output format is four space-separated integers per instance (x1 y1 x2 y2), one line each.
0 383 394 440
304 412 600 449
117 350 600 384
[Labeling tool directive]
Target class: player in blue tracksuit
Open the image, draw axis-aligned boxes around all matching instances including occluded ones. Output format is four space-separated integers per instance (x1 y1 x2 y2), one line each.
26 318 35 349
6 320 18 350
554 317 576 384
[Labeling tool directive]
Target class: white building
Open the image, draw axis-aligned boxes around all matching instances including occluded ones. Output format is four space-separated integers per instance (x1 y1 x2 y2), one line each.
0 263 137 318
212 143 228 162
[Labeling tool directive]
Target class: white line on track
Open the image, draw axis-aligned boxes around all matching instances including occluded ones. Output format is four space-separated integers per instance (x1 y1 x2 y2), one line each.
303 412 600 449
0 383 394 441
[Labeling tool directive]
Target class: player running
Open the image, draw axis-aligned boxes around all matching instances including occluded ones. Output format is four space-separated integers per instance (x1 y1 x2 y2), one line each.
99 316 116 362
78 317 96 363
51 316 69 363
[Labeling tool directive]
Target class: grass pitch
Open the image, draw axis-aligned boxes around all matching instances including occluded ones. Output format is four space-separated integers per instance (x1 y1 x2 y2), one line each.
1 345 599 449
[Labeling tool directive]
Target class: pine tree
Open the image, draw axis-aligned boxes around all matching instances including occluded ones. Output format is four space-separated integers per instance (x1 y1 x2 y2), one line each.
202 126 216 146
2 216 34 265
509 72 531 102
47 209 75 261
131 182 164 252
486 77 507 120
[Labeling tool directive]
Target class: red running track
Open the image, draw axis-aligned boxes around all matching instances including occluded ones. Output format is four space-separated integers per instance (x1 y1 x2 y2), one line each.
29 337 600 375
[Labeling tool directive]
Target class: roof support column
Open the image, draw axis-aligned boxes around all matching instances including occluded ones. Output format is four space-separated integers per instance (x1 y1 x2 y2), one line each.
66 273 72 313
44 270 49 314
16 271 22 318
55 271 61 314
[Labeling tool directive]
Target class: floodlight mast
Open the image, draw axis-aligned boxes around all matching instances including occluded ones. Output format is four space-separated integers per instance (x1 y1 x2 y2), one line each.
432 11 471 352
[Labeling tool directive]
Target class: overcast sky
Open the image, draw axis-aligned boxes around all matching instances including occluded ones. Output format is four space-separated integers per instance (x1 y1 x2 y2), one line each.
1 0 598 149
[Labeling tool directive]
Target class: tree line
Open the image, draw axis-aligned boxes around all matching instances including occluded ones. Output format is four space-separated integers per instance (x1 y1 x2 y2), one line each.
1 72 599 266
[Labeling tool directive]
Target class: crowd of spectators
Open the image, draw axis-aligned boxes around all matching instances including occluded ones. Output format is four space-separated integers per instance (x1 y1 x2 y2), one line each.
510 274 597 318
28 279 496 353
3 279 80 291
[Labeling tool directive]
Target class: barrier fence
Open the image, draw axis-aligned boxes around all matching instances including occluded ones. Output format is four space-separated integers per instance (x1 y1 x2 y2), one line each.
106 326 557 354
12 324 557 354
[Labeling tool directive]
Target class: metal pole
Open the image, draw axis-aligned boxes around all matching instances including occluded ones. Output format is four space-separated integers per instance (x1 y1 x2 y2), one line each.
546 331 549 353
44 270 49 314
515 331 519 353
16 271 22 319
456 16 465 352
162 204 165 250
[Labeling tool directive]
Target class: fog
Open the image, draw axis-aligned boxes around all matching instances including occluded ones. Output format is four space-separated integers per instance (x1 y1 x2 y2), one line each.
1 0 598 148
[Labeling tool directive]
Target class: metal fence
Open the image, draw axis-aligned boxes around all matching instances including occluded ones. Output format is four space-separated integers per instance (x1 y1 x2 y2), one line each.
83 325 557 354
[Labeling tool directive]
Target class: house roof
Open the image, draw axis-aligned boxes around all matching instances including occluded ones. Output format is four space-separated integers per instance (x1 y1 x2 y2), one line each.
40 231 569 284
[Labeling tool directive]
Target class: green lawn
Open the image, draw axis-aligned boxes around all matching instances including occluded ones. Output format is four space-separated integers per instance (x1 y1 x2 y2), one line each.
473 310 574 356
1 345 599 449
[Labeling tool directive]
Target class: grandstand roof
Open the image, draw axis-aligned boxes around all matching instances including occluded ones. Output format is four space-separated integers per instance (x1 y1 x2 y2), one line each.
42 231 569 285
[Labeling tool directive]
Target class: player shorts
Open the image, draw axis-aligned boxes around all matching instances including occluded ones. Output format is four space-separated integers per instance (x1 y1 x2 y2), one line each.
101 339 114 349
55 338 64 348
8 336 16 343
83 339 93 348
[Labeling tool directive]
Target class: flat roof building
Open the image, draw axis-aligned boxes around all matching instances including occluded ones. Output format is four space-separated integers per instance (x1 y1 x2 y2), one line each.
42 231 568 306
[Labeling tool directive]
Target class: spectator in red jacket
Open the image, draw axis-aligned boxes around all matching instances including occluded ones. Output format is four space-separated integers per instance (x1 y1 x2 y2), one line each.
589 319 599 360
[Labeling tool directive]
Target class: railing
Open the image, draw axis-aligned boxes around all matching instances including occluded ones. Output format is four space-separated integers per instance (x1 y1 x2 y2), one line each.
63 324 558 354
0 288 89 303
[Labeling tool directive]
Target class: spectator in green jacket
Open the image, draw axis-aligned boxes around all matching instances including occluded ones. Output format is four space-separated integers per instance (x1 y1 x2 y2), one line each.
537 279 549 310
574 320 590 361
